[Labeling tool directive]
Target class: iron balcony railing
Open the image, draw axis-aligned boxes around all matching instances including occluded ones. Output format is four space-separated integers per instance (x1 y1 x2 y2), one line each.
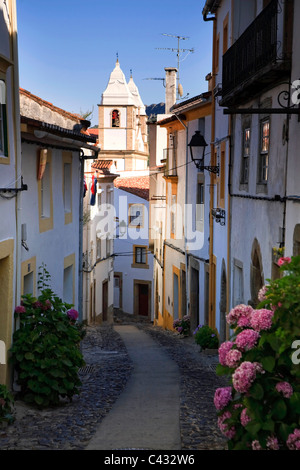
222 0 278 98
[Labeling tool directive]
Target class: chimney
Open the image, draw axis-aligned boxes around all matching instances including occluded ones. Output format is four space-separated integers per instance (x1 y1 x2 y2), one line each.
164 67 177 113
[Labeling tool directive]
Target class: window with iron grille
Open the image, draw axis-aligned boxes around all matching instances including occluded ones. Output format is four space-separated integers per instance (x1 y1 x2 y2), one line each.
259 119 269 183
241 127 251 184
0 79 8 158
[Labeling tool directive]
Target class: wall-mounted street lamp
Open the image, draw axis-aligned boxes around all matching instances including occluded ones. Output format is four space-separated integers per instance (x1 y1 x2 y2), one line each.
211 208 225 226
188 131 219 175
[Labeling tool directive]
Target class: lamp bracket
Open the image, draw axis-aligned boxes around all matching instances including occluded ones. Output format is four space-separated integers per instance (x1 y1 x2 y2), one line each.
211 208 225 225
196 164 219 175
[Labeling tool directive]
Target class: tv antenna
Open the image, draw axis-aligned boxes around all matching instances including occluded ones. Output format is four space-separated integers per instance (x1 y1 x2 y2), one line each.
156 33 194 100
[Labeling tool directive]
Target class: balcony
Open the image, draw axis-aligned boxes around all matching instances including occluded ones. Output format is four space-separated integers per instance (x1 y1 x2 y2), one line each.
220 0 292 107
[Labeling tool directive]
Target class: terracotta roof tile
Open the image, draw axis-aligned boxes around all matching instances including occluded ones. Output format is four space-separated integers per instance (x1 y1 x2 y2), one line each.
114 176 149 200
92 160 113 170
20 88 82 122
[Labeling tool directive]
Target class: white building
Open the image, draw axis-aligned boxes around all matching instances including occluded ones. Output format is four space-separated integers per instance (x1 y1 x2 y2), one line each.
82 159 118 324
203 0 298 318
98 59 148 176
113 176 153 319
19 88 98 318
0 0 22 385
83 59 153 321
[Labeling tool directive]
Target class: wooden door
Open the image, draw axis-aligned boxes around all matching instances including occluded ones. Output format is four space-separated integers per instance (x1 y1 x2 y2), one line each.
138 284 149 317
102 280 108 321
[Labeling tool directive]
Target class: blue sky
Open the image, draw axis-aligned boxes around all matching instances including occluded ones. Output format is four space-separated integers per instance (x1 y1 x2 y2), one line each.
16 0 213 127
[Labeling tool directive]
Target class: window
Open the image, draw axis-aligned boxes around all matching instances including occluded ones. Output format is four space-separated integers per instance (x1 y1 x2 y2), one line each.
129 204 144 227
132 245 149 269
0 79 8 158
223 13 229 54
38 150 53 232
241 128 250 184
112 109 120 127
97 189 102 209
215 34 220 72
106 237 111 257
171 194 176 236
41 163 51 218
106 186 112 205
135 246 147 264
196 180 204 232
259 119 270 183
21 257 36 297
96 237 101 260
233 261 243 306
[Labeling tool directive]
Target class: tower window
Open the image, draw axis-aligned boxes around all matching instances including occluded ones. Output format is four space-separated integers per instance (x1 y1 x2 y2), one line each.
112 109 120 127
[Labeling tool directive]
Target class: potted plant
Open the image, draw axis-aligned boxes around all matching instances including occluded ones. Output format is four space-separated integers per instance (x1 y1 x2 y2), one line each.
173 315 190 337
194 324 219 353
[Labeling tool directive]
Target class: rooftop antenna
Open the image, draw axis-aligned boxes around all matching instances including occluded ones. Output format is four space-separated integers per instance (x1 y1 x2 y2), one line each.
156 33 194 100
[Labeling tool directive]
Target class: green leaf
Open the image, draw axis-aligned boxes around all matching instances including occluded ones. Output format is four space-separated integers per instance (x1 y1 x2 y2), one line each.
245 421 261 437
262 419 275 432
34 395 44 406
25 352 35 361
272 400 287 420
279 423 295 442
261 356 275 372
216 363 231 376
290 392 300 414
250 383 264 400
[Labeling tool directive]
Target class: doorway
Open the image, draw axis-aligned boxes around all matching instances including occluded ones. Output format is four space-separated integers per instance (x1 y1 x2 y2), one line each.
134 281 151 318
102 280 108 321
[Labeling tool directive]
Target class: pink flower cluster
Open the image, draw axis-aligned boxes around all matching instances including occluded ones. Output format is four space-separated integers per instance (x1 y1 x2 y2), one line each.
226 304 253 328
214 387 232 410
232 361 264 394
67 309 79 321
225 349 242 368
226 304 274 333
217 411 236 439
15 305 26 314
286 429 300 450
218 341 234 366
32 300 52 311
250 309 274 332
252 440 262 450
278 257 291 266
275 381 293 398
266 436 279 450
258 285 268 302
240 408 251 427
235 329 260 352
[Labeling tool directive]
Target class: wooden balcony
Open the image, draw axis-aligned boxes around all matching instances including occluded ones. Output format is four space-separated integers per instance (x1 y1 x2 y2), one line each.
220 0 292 107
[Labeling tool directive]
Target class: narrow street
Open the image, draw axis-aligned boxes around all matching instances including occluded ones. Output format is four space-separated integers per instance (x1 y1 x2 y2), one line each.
0 318 227 451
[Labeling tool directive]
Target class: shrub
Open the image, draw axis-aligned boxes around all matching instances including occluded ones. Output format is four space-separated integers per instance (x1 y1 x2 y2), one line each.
10 265 85 408
194 324 219 350
215 256 300 450
173 315 190 336
0 384 15 424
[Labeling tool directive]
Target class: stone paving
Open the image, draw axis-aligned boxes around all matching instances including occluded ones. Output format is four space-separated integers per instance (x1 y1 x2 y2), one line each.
0 319 228 450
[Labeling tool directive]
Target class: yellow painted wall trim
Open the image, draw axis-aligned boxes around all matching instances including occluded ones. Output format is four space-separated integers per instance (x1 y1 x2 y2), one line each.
0 239 14 385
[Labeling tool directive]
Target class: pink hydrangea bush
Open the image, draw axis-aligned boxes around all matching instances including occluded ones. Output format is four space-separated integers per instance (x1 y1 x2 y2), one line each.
214 256 300 450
